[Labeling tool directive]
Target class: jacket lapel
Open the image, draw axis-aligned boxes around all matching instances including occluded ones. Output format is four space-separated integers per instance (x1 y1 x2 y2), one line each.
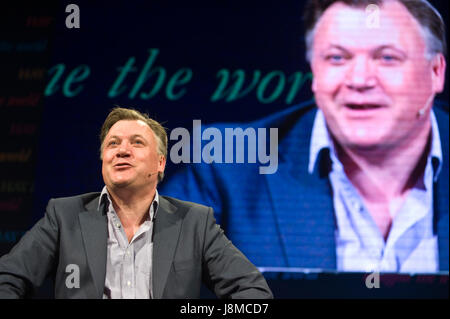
264 106 337 269
434 107 449 271
435 185 449 271
264 153 336 269
78 197 108 298
152 197 182 299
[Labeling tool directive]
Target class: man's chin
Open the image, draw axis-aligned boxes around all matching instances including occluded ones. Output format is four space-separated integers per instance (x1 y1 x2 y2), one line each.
336 125 393 149
341 136 392 153
110 180 133 189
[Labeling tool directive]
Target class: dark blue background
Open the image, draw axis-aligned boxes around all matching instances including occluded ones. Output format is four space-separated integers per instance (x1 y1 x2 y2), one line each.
0 0 448 298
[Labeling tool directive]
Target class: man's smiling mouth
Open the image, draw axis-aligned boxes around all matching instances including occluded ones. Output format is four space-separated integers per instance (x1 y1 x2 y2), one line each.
345 103 383 110
114 162 133 168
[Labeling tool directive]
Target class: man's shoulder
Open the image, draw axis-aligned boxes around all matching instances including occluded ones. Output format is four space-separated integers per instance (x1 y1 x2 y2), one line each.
159 195 211 217
160 195 210 210
254 99 317 129
160 102 318 195
48 192 101 212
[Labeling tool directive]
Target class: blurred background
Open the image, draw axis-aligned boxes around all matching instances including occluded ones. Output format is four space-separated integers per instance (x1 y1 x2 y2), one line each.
0 0 448 298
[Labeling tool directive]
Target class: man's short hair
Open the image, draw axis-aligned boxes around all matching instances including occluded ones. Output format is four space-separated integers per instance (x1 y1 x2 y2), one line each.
303 0 447 62
99 107 168 182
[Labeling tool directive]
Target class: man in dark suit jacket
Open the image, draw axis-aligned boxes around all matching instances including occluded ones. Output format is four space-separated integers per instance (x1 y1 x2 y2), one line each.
160 0 449 272
0 107 272 299
160 101 449 271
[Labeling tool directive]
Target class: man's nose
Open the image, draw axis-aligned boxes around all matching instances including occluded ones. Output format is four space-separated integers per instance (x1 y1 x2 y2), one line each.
116 142 131 157
345 55 377 91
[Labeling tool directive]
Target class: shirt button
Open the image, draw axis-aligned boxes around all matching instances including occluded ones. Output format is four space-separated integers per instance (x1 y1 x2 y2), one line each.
127 281 131 287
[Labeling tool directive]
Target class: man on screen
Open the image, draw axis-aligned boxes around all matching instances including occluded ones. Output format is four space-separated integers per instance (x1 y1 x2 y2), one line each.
0 107 273 299
160 0 448 273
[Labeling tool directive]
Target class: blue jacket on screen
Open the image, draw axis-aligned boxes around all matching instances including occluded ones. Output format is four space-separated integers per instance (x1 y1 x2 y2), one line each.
160 101 449 271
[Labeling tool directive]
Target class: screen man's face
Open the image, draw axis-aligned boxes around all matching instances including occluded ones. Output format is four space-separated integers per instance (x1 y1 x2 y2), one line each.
310 1 445 151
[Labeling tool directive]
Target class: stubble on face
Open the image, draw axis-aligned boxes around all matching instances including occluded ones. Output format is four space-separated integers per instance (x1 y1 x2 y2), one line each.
310 1 439 154
101 120 162 193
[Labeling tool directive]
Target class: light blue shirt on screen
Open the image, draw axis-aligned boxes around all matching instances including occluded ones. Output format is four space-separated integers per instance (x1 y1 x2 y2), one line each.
308 109 442 273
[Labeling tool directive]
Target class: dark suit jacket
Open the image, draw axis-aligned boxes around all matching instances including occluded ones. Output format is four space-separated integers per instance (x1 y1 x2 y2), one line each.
0 193 272 299
160 101 449 271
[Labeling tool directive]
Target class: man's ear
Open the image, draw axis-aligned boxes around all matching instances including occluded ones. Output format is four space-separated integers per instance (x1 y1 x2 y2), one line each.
311 76 317 92
158 155 166 173
310 62 317 93
431 53 446 94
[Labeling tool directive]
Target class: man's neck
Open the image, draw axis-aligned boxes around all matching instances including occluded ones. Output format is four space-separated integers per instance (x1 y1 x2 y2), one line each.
334 119 432 241
108 186 156 228
336 120 432 203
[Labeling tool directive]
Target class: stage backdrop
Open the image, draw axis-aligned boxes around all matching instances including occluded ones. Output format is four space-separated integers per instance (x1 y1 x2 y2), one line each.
0 0 448 298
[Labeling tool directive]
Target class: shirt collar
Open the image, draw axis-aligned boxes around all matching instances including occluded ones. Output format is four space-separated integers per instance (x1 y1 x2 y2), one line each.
98 185 160 218
429 110 443 181
308 109 443 180
308 109 333 174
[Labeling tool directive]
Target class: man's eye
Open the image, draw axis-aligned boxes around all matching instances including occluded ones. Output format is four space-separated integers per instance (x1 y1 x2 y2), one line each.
326 54 346 64
108 141 118 146
377 53 402 64
382 55 396 61
134 140 143 145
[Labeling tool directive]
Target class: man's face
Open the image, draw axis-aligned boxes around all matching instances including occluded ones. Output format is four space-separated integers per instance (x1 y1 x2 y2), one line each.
310 1 445 151
101 120 165 191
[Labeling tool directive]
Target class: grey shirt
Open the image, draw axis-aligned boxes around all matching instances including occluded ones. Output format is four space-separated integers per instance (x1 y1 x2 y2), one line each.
98 186 158 299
